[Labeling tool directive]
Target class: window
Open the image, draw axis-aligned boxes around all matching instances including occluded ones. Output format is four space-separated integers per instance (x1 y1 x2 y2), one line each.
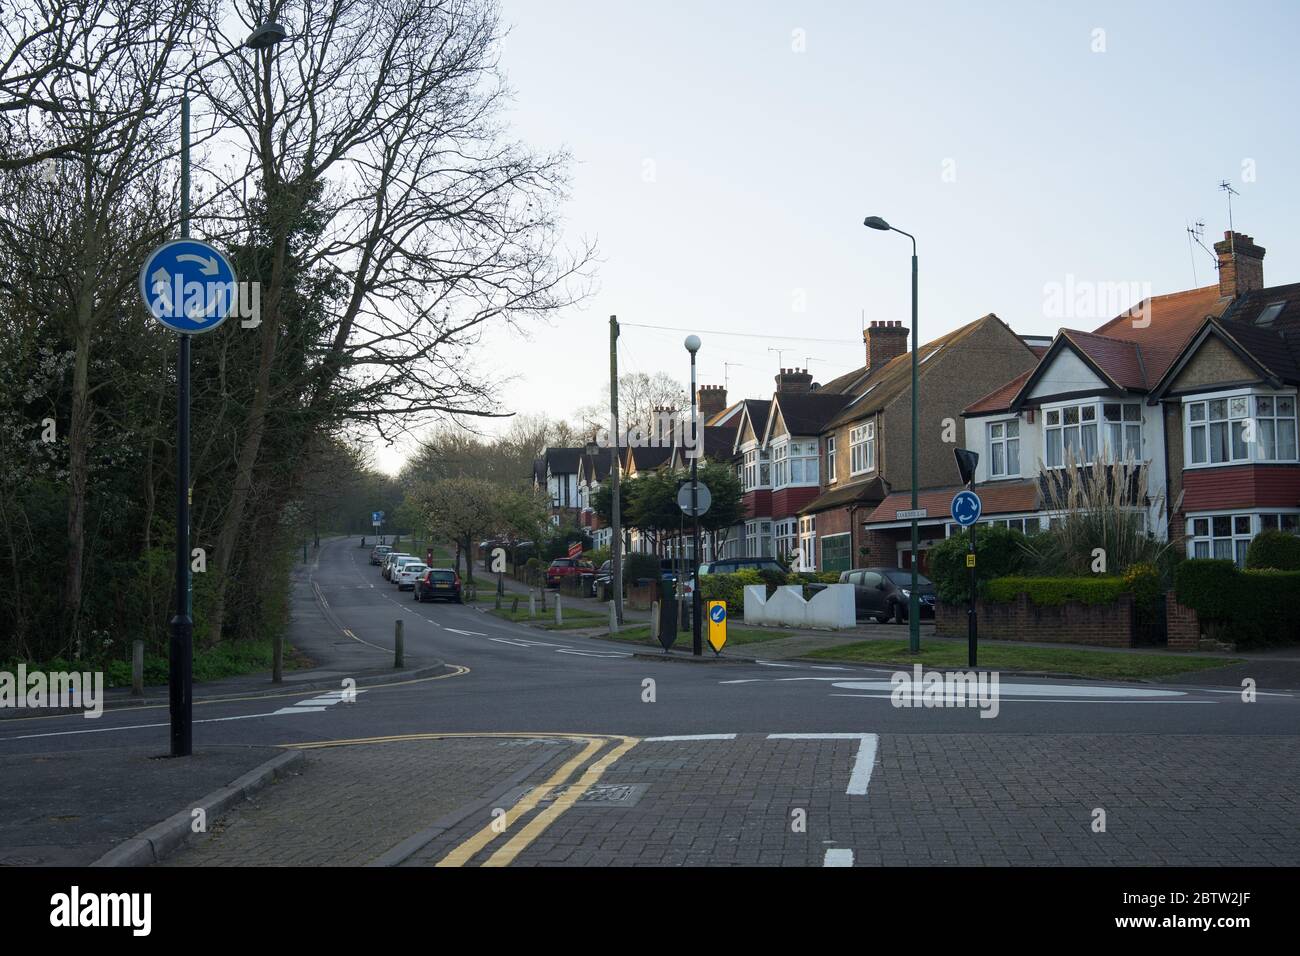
797 515 816 571
1187 396 1250 465
826 436 837 483
1253 395 1298 461
988 419 1020 477
1188 514 1254 567
775 519 797 562
1045 400 1141 467
821 532 851 573
771 442 788 488
742 446 771 490
1261 513 1300 535
850 421 876 475
745 520 773 557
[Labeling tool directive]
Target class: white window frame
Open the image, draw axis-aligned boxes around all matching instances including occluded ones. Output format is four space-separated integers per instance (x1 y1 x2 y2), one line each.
1043 399 1142 468
849 421 876 476
774 518 798 561
987 418 1021 478
797 515 817 571
1186 511 1257 567
771 440 789 489
825 435 837 484
741 442 772 491
1184 388 1298 469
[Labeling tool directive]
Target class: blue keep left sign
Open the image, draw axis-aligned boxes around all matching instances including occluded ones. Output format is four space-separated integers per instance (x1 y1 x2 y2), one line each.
139 239 238 334
710 604 726 623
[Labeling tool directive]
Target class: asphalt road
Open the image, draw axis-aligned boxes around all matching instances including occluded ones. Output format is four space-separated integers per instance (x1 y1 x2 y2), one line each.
5 537 1298 866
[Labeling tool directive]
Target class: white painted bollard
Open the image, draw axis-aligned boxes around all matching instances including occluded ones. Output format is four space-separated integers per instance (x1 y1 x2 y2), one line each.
529 590 536 618
555 593 563 625
610 600 619 634
650 601 660 643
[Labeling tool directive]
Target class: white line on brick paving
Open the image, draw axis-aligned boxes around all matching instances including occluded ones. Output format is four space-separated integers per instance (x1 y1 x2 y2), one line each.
823 848 854 867
644 734 738 742
767 733 878 795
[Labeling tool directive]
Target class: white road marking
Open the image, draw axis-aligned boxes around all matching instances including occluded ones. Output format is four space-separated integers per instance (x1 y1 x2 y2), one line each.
767 732 878 796
830 679 1187 698
555 649 630 658
490 638 536 648
823 848 854 867
644 734 738 742
445 628 486 637
829 694 1214 705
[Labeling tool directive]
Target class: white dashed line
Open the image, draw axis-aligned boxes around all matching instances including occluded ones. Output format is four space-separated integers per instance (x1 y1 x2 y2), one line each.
644 734 738 742
767 732 878 796
823 848 854 867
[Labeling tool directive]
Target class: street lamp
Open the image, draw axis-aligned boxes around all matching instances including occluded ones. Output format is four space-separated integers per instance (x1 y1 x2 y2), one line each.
684 334 703 656
168 22 289 758
863 215 921 654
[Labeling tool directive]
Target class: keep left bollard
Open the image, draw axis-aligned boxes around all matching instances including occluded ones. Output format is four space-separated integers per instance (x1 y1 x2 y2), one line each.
394 619 404 668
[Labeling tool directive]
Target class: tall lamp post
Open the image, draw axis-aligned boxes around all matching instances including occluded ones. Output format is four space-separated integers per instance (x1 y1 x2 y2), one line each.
863 215 921 654
685 334 703 656
168 22 288 758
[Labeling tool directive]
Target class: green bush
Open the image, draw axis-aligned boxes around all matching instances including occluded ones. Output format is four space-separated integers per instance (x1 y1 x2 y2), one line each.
1175 559 1300 648
985 576 1129 606
929 525 1031 604
700 570 763 614
1245 530 1300 571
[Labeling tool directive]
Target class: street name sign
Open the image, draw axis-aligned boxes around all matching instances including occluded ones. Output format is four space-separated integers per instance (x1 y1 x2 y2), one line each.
895 508 928 521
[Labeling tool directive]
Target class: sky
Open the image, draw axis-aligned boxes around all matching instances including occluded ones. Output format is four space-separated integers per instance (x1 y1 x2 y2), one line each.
374 0 1300 473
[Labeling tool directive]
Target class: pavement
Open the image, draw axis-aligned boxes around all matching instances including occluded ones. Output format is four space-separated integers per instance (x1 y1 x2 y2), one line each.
3 535 1298 868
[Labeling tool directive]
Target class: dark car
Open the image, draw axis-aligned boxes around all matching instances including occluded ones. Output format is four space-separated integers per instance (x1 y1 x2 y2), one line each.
414 568 461 603
838 567 936 623
369 544 393 566
590 559 613 597
696 557 789 576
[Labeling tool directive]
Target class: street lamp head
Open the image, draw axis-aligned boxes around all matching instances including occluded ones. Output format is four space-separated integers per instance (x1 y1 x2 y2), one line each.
684 334 701 354
863 216 891 231
244 22 288 49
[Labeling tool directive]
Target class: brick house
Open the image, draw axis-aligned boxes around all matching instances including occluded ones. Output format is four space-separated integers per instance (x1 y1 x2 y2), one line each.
803 315 1041 572
960 231 1298 564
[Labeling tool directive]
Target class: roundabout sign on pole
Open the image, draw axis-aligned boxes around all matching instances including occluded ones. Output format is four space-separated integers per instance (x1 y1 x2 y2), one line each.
140 238 239 334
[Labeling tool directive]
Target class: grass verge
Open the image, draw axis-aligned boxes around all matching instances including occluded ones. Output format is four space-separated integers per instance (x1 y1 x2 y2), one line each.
801 640 1241 679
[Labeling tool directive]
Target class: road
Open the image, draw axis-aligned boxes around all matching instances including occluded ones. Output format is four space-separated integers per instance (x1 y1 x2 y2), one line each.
4 536 1298 867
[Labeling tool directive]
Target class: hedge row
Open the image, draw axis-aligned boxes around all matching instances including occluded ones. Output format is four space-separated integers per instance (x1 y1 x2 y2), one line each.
984 576 1130 606
1174 558 1300 648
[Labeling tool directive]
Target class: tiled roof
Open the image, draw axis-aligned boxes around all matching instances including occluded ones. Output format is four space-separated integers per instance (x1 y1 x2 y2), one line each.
770 392 852 437
863 480 1039 524
826 315 1022 428
800 476 890 515
965 369 1033 415
626 445 673 472
544 447 583 474
1089 283 1229 385
1060 330 1149 390
703 425 738 460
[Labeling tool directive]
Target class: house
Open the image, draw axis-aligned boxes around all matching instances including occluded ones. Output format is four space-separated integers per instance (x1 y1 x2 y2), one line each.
806 315 1042 572
958 231 1299 565
532 447 584 527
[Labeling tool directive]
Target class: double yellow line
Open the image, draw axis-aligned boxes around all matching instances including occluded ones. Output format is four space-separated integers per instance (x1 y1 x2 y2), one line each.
282 731 639 867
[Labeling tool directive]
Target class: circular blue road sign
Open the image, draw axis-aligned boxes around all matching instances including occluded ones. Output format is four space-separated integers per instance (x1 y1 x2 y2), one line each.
139 239 239 334
951 490 983 527
710 604 726 623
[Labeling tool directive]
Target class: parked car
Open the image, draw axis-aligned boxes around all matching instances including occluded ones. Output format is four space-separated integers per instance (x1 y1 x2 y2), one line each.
382 552 412 580
822 567 936 623
393 562 427 590
415 568 462 603
390 556 422 585
369 545 393 566
589 559 613 597
696 557 789 576
545 557 593 589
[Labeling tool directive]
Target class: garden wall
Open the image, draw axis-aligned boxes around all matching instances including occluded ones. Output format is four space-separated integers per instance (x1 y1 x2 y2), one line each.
935 592 1136 648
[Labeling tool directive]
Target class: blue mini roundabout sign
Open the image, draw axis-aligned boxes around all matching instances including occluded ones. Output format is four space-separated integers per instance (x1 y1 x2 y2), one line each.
139 238 239 335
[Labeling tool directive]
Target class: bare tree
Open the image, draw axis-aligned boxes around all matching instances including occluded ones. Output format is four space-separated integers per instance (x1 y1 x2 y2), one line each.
194 0 593 643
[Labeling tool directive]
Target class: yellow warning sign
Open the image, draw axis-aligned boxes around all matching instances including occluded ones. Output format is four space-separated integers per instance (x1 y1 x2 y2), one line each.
706 600 727 653
966 554 976 568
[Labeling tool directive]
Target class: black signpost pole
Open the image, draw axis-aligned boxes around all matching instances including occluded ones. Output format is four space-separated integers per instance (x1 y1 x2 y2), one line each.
968 529 977 668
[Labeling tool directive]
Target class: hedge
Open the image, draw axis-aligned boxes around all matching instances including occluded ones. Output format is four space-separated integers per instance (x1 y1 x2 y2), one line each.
699 571 763 613
984 576 1130 606
1245 530 1300 571
1174 558 1300 648
929 525 1031 604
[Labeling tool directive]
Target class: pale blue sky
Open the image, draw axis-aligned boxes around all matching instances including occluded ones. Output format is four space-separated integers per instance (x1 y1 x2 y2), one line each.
381 0 1299 469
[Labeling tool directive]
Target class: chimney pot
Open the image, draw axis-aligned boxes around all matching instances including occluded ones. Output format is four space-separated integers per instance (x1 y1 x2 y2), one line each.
1213 231 1266 298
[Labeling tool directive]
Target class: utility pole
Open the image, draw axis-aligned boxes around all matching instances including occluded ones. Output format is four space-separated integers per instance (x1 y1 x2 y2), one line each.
609 316 624 625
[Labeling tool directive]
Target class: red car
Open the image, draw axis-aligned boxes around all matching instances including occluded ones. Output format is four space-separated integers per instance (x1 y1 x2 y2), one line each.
545 558 592 589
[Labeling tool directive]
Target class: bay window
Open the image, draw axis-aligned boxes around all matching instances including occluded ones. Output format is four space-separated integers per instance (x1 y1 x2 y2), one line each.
742 446 771 490
1187 391 1297 466
1045 400 1142 467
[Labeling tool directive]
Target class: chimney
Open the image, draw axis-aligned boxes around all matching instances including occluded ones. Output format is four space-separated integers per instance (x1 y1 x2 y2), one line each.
1213 231 1266 298
696 384 727 420
864 320 909 370
774 367 813 393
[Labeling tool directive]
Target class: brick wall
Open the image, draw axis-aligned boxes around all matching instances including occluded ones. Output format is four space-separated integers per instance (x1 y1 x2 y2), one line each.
1165 591 1201 650
935 592 1136 647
